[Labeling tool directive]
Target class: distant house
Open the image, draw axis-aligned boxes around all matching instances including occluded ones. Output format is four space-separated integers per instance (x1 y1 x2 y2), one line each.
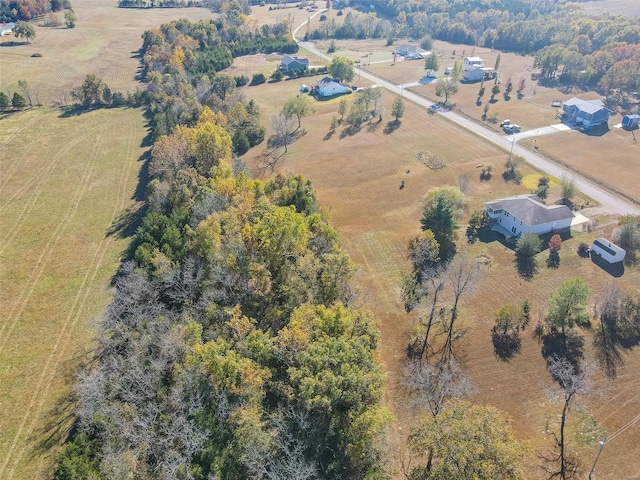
315 77 349 97
281 55 309 73
562 97 611 127
0 22 15 36
484 194 576 238
591 238 625 263
462 56 494 82
622 114 640 130
394 44 427 57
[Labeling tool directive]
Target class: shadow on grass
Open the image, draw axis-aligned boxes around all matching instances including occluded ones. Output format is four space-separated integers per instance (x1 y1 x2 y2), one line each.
340 123 362 138
384 120 400 134
515 254 538 281
590 253 625 277
491 327 522 361
541 329 585 369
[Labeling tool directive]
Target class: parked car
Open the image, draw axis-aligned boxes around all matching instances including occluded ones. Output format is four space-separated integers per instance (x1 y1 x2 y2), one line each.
500 119 511 127
503 125 514 133
511 125 521 133
444 67 452 74
426 70 436 78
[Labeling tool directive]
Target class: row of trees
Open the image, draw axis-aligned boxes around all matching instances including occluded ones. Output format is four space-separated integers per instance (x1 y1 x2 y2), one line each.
0 0 70 21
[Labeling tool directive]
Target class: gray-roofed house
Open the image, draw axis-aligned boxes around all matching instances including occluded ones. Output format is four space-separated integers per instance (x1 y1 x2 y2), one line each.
281 55 309 73
484 194 575 238
562 97 611 127
591 238 625 263
394 44 427 57
315 77 349 97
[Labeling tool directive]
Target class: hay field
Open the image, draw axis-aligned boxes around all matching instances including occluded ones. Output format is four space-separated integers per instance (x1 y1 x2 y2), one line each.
0 0 215 105
0 107 148 480
239 65 640 478
581 0 640 16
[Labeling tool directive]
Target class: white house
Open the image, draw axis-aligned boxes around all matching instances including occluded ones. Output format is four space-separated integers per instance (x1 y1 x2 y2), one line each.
462 56 494 82
315 77 349 97
0 22 15 36
484 194 575 238
591 238 625 263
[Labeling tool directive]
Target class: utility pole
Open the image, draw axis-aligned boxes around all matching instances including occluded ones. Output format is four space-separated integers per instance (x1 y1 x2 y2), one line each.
588 441 605 480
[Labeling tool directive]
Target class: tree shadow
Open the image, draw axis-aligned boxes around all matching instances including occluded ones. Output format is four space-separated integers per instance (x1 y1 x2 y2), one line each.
383 120 401 134
323 130 335 141
367 120 381 133
491 327 522 361
515 254 538 281
541 329 585 370
593 323 624 380
0 41 29 47
339 123 362 138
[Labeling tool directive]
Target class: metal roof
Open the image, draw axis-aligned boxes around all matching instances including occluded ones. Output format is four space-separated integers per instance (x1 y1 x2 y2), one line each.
485 195 574 226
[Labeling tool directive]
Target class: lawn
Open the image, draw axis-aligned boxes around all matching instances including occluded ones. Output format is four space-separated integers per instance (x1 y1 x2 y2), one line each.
0 106 148 480
239 66 640 478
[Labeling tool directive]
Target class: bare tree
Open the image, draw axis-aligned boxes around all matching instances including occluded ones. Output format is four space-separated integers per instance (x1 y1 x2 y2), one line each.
403 358 474 417
440 254 481 362
542 356 594 480
412 267 446 361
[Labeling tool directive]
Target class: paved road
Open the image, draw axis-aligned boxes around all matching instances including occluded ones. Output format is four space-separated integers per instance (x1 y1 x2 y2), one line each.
293 18 640 216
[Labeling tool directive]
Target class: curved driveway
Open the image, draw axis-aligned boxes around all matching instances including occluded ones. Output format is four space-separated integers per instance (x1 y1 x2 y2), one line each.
293 16 639 216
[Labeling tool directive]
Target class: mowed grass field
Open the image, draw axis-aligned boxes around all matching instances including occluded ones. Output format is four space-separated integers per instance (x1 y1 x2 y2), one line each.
237 61 640 478
0 0 215 105
0 107 148 479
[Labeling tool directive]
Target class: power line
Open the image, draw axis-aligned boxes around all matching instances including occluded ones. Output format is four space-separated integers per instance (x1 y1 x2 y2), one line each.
589 412 640 479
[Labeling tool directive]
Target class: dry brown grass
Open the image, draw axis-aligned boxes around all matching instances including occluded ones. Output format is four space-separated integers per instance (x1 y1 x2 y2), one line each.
582 0 640 16
0 0 214 105
239 55 640 478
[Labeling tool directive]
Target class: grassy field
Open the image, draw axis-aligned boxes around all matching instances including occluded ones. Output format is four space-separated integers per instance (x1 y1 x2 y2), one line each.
237 60 640 478
0 0 214 105
0 107 148 479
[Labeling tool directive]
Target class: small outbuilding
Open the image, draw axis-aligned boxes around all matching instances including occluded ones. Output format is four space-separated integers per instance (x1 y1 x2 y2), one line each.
622 114 640 130
591 238 626 264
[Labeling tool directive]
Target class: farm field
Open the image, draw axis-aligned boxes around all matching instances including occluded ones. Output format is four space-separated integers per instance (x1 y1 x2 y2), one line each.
582 0 640 17
239 68 640 478
0 0 215 105
0 107 148 480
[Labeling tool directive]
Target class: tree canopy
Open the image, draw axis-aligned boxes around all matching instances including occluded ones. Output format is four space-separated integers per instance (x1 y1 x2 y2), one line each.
408 399 528 480
328 56 355 83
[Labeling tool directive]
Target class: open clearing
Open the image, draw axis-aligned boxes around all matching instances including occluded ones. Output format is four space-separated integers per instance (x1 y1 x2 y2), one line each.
239 58 640 478
0 106 148 480
0 0 215 105
582 0 640 17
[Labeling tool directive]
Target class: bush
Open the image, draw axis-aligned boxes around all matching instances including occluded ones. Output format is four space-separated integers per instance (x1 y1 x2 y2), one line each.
420 35 433 51
577 242 590 257
270 69 283 82
235 75 249 87
250 73 266 85
31 52 43 57
319 14 327 21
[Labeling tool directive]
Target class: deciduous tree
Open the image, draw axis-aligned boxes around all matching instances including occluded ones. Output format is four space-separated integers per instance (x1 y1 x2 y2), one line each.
13 20 36 43
408 399 528 479
547 278 591 358
424 52 439 72
328 56 355 83
391 97 405 121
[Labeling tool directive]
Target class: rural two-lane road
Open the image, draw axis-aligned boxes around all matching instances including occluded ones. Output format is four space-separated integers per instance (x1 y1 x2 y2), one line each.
294 14 640 216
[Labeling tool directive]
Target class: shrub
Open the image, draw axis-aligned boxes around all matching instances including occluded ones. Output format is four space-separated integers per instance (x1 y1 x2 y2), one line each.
235 75 249 87
577 242 590 257
250 73 266 85
31 52 43 57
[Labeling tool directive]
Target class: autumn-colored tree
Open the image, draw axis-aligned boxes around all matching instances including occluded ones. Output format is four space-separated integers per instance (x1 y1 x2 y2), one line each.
408 399 528 479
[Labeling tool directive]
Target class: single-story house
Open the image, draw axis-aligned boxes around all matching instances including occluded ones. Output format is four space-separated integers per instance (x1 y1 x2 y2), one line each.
0 22 15 36
562 97 611 127
394 44 427 57
622 114 640 130
315 77 349 97
591 238 625 263
464 56 484 67
281 55 309 73
484 194 575 238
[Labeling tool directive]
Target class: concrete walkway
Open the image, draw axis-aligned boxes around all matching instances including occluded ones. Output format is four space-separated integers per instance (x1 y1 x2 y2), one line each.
293 17 640 216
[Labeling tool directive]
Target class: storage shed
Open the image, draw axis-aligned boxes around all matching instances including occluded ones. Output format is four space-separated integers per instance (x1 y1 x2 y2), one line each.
622 114 640 130
591 238 626 264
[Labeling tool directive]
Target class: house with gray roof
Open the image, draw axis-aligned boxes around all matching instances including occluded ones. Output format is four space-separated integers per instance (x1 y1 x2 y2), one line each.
484 194 576 238
315 77 349 97
562 97 611 127
280 55 309 73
